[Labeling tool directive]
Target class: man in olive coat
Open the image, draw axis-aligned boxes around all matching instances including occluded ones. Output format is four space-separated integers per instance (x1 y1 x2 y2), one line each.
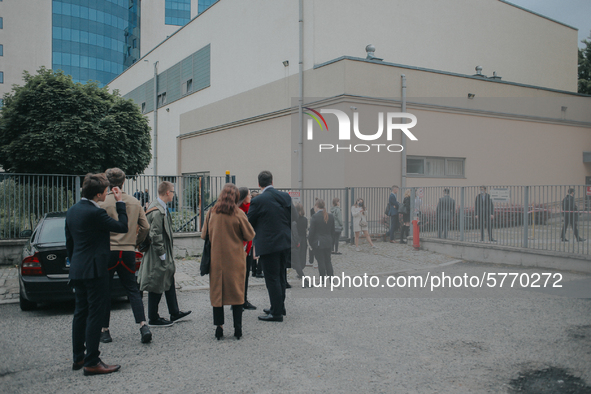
137 181 191 327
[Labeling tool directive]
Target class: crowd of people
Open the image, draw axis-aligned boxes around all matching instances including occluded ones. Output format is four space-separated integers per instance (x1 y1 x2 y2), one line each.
65 171 586 376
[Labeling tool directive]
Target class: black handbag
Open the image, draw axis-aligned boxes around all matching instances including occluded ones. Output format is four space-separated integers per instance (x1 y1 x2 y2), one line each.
399 204 408 215
200 211 212 276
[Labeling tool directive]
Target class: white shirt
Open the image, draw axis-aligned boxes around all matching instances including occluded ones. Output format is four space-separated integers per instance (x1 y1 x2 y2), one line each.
157 197 168 216
81 197 101 209
262 185 274 193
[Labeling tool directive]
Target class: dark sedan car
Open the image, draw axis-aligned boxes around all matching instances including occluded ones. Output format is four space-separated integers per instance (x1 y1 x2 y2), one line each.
19 212 142 311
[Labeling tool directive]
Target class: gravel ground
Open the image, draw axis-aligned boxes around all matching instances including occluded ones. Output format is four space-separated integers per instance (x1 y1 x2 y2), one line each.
1 252 590 393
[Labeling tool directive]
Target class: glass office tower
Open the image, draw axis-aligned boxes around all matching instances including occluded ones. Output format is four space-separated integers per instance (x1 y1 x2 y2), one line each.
52 0 135 86
165 0 191 26
198 0 216 15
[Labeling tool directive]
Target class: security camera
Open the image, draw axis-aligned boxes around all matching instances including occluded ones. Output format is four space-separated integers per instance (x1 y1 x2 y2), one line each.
350 106 357 111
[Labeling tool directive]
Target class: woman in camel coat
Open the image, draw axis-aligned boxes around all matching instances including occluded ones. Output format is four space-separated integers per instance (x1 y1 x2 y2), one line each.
201 184 255 340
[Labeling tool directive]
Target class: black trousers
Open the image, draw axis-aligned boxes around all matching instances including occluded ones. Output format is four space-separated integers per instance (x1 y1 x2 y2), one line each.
104 251 146 328
260 249 289 316
147 278 180 322
332 231 341 252
479 216 493 240
72 275 109 367
293 242 306 278
213 305 242 328
314 247 334 277
561 215 580 239
244 251 253 304
438 218 451 239
389 215 399 240
308 247 315 265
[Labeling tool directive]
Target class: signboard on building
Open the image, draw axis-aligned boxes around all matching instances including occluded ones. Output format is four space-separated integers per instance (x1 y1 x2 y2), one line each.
490 188 511 202
586 186 591 196
289 191 301 204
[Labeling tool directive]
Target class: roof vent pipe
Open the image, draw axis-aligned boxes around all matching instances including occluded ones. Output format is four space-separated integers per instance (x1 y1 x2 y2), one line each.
366 44 383 61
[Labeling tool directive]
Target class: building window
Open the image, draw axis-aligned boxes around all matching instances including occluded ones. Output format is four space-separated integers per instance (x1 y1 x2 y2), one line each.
407 156 465 178
198 0 216 14
157 92 167 107
165 0 191 26
141 102 146 113
0 17 3 29
0 72 3 84
182 79 193 95
0 45 3 56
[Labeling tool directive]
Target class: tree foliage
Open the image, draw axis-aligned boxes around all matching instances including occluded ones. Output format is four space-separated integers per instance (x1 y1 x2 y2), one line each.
0 68 151 175
579 32 591 95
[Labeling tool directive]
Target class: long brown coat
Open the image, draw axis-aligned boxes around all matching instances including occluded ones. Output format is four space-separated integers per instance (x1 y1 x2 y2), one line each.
201 208 255 307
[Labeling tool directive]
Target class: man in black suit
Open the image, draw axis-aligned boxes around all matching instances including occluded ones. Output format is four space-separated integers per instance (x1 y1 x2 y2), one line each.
247 171 297 322
561 188 585 242
66 173 129 376
436 188 455 239
474 186 496 242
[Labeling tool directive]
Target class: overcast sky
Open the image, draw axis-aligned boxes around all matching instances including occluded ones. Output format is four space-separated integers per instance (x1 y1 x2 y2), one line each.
508 0 591 47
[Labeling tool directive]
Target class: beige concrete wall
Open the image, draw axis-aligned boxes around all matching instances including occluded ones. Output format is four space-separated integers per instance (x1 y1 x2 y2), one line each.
179 115 292 188
309 0 578 92
0 1 52 98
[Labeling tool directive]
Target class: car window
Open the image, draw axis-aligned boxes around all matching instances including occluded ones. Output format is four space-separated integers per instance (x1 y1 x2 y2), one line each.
38 218 66 244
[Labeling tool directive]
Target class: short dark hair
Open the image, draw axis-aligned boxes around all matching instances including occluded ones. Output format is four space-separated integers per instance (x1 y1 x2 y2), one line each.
158 181 174 196
258 171 273 188
105 168 125 188
568 188 575 194
332 197 339 206
392 185 399 190
443 188 450 194
81 173 109 199
480 186 487 190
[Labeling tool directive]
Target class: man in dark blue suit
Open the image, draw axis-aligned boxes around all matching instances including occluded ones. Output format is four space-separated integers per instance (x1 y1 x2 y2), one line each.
66 173 128 376
387 185 400 243
247 171 297 322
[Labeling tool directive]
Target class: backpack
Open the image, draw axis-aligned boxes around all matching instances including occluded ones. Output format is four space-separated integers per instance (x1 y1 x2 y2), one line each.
136 207 160 253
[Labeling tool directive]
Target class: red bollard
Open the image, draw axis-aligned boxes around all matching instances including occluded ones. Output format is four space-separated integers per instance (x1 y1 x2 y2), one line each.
412 219 420 250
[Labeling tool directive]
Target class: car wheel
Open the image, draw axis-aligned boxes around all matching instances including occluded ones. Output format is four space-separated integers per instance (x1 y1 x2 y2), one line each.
19 291 37 311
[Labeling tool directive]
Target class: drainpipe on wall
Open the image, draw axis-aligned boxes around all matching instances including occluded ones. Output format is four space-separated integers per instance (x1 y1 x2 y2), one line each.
298 0 304 189
401 74 407 189
153 61 159 179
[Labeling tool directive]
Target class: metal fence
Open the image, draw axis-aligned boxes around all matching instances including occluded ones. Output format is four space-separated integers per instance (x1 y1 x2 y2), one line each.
400 185 591 256
2 174 590 257
0 173 232 238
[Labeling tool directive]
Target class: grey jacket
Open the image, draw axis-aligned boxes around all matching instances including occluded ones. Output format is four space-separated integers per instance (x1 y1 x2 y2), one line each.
330 205 343 231
138 200 175 294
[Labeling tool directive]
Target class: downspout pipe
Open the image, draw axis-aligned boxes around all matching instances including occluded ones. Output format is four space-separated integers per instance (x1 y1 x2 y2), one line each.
401 74 407 189
298 0 304 189
153 61 159 178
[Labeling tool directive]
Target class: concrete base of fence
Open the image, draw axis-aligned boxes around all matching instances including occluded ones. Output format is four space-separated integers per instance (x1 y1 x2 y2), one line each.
0 239 27 267
416 237 591 274
173 232 205 259
0 233 206 266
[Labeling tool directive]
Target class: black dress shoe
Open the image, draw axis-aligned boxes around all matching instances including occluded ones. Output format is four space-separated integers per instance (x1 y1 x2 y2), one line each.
243 301 257 310
255 274 264 278
170 310 192 322
258 314 283 322
234 327 242 340
149 317 174 327
100 330 112 343
140 325 152 343
577 238 586 242
263 308 286 316
285 282 292 289
490 239 497 242
72 360 84 371
561 238 569 242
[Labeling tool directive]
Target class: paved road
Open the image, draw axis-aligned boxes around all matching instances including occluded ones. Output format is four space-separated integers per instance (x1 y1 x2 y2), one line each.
1 242 591 393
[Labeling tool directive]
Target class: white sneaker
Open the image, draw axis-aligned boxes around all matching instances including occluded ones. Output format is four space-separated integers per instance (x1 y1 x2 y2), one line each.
356 247 361 252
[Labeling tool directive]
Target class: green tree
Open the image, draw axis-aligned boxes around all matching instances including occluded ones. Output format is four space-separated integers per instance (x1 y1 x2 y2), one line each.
0 67 151 175
579 32 591 95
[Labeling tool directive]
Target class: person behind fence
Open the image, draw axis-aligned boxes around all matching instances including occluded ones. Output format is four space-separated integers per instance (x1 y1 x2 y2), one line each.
247 170 297 323
387 186 400 243
351 198 376 251
202 184 256 340
399 190 411 244
66 173 128 376
250 191 264 278
309 199 335 281
436 188 455 240
474 186 496 242
237 187 257 311
99 168 152 345
141 188 150 211
561 188 585 242
331 198 343 254
294 203 308 279
308 197 319 267
138 181 191 327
